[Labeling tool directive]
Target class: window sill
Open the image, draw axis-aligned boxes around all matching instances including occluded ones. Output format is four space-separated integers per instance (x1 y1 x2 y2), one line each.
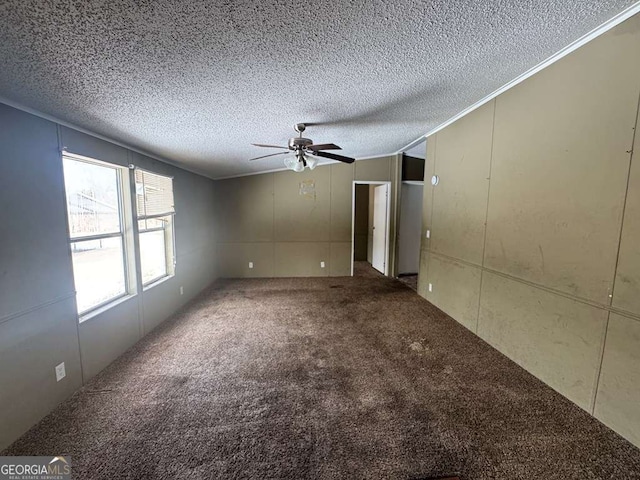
143 274 175 292
79 293 137 324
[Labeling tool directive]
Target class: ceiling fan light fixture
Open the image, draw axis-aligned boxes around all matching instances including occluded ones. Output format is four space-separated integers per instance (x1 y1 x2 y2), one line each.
292 159 305 172
305 154 318 170
284 154 305 172
253 123 354 170
283 155 298 171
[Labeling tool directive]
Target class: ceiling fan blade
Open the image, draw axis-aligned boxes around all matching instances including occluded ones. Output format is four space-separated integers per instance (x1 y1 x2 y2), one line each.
313 151 355 164
306 143 342 151
252 143 289 149
249 151 289 161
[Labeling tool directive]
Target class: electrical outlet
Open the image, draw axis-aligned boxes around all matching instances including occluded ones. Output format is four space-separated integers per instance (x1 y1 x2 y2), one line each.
320 261 325 268
249 262 254 269
55 362 66 382
428 283 433 293
179 286 184 295
426 229 430 239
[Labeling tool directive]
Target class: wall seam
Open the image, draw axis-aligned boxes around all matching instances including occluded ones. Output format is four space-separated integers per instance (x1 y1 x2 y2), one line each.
591 312 612 415
0 293 77 327
427 249 640 322
476 100 497 334
606 88 640 308
428 251 485 270
591 85 640 414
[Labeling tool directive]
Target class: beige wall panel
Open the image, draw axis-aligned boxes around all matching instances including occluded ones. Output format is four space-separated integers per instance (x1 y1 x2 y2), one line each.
142 271 183 334
421 135 437 251
417 250 430 299
216 174 274 243
274 167 331 242
0 107 76 320
430 101 494 266
0 298 83 451
274 242 330 277
331 162 355 242
218 243 274 278
478 272 607 411
485 24 640 304
427 254 482 332
355 156 391 181
79 296 140 382
594 313 640 448
175 247 217 299
60 126 129 167
613 109 640 315
330 242 352 276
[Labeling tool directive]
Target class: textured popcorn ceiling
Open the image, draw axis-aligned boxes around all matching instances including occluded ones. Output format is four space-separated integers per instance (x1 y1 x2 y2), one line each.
0 1 637 178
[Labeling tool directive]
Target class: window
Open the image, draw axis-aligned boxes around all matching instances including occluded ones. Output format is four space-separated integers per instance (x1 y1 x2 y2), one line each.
62 155 176 317
62 154 128 314
135 169 175 285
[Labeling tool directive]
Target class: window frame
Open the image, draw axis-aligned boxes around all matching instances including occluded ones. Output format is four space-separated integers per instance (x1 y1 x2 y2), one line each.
62 152 131 316
134 167 176 287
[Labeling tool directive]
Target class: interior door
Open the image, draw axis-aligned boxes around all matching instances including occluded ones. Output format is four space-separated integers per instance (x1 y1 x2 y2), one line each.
371 184 388 274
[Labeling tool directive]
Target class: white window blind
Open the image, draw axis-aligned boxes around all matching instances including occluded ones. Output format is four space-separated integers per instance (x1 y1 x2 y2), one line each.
135 169 174 219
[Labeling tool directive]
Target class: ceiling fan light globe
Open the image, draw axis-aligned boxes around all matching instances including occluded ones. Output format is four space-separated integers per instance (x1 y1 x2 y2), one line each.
306 155 318 170
293 160 305 172
283 156 297 171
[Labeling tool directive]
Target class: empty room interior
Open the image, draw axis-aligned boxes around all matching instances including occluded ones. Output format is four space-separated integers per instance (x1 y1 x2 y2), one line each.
2 1 640 479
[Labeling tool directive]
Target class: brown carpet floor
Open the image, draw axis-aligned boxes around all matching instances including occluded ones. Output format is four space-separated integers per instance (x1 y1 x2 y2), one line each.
398 274 418 291
4 275 640 479
353 260 385 278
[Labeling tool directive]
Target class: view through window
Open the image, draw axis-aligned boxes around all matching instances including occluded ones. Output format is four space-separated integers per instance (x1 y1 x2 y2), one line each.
62 155 127 313
135 169 175 285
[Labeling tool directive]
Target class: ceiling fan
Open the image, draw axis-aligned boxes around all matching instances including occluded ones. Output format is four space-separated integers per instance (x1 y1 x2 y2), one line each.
250 123 355 172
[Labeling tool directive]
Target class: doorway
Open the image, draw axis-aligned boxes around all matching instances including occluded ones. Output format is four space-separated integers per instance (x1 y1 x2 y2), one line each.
397 181 423 274
396 147 426 291
351 181 391 277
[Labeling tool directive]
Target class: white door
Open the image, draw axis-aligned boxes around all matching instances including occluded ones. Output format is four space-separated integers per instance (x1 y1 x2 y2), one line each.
397 183 423 274
371 184 388 274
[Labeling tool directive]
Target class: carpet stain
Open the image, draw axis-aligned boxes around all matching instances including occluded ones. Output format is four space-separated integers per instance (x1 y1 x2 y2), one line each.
409 340 427 354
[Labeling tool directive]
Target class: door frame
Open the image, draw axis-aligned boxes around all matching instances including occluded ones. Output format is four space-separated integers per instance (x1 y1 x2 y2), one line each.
351 181 392 276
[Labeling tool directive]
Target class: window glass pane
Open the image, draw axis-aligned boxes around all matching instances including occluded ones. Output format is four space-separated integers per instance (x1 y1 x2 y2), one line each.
63 157 121 238
71 237 126 313
140 230 167 284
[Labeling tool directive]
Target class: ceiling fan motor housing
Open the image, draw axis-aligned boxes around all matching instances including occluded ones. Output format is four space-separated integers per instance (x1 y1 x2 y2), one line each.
288 137 313 150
